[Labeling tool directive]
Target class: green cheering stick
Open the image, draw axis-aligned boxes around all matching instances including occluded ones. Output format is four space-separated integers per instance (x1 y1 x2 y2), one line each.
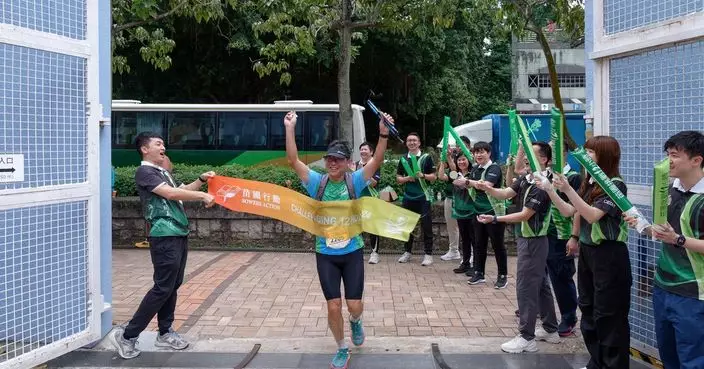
652 158 669 225
572 147 651 233
409 154 432 201
444 120 474 162
510 110 548 185
508 111 520 165
551 108 564 172
441 116 450 163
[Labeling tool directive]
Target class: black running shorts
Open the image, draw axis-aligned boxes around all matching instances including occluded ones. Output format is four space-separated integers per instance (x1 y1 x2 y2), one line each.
315 248 365 300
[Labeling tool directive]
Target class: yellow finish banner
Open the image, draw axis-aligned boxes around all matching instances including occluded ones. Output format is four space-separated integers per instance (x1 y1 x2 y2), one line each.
208 176 420 241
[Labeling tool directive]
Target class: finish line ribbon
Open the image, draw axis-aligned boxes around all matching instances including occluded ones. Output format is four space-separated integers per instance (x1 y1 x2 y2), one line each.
571 147 651 233
208 176 420 241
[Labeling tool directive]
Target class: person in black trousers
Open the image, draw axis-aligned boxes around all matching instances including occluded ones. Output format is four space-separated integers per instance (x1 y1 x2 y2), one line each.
354 141 382 264
438 151 475 274
538 136 632 369
111 132 216 359
464 142 508 288
396 132 436 266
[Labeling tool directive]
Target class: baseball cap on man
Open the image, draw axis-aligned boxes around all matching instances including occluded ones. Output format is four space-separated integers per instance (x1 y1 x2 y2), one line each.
324 140 351 159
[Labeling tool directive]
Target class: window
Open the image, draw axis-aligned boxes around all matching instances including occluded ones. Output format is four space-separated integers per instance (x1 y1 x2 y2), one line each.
528 73 585 88
528 74 540 88
306 112 336 151
166 112 216 148
112 111 165 146
218 112 268 149
269 112 303 149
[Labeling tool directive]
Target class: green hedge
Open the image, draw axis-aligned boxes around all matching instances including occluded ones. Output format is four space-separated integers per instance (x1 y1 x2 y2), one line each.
113 149 449 199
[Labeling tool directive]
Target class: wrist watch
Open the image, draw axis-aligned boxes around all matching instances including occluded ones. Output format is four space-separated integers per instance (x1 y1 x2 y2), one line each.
199 176 208 182
379 133 389 139
676 234 686 248
492 215 498 224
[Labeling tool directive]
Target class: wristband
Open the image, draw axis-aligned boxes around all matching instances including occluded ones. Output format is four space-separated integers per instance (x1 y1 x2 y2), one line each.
199 176 208 182
570 235 579 240
379 133 389 139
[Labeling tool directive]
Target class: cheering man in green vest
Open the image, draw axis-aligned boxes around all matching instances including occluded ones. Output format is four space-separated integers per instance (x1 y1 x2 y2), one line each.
112 133 216 359
396 132 437 266
626 131 704 369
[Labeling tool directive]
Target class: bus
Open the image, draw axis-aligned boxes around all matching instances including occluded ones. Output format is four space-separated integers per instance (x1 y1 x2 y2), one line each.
111 100 368 167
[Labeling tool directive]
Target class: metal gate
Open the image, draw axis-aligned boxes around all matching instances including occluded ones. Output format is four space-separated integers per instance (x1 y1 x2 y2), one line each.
589 0 704 359
0 0 103 367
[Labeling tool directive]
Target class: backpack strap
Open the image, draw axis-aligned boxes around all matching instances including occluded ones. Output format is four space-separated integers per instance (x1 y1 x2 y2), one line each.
316 174 330 201
315 173 357 201
345 172 357 200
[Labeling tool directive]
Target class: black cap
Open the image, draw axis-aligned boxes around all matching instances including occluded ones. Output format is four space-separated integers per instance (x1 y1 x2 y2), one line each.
325 141 351 159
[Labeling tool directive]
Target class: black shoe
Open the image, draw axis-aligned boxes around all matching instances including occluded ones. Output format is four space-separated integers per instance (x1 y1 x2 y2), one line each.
453 262 472 274
494 275 508 289
464 265 475 276
558 319 577 337
467 272 485 285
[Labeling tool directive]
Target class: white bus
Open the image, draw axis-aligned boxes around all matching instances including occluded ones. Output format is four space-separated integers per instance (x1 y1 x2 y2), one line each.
111 100 367 167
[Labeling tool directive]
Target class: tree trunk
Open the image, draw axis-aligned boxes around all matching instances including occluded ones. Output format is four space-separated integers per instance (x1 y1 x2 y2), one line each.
535 28 577 150
337 0 354 145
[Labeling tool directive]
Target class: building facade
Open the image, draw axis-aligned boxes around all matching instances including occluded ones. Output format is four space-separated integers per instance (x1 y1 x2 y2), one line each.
511 30 586 113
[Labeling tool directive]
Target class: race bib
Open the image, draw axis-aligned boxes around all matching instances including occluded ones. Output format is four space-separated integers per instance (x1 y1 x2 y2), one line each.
326 238 351 249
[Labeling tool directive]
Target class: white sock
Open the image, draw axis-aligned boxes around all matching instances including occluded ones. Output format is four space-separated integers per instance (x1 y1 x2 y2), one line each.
337 338 348 349
350 314 361 323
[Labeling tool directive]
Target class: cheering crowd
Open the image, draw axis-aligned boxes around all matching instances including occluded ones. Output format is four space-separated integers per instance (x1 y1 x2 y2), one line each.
112 109 704 369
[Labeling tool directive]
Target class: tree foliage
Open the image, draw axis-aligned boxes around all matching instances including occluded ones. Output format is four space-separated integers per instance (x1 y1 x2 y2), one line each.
112 0 512 148
112 0 226 73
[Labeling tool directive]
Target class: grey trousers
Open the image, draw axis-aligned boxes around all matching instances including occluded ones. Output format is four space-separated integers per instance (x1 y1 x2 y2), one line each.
516 236 558 340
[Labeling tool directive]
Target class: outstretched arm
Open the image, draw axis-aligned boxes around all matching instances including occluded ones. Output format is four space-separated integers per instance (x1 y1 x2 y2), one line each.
284 111 309 184
363 113 392 181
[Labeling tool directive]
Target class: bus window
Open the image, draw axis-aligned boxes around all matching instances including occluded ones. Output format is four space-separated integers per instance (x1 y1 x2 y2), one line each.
306 112 336 151
269 112 303 149
112 111 165 146
218 112 268 149
166 112 216 148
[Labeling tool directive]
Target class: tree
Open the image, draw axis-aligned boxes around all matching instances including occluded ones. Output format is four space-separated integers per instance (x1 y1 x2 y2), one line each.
237 0 458 144
350 0 511 144
112 0 225 74
501 0 584 149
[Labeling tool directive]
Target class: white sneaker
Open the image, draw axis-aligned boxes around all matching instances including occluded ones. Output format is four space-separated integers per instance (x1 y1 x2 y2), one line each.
535 327 561 344
368 252 379 264
421 255 433 266
440 250 461 261
398 252 412 263
500 335 538 353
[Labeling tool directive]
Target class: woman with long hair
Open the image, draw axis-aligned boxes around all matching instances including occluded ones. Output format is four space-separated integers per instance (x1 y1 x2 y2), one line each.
537 136 632 369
